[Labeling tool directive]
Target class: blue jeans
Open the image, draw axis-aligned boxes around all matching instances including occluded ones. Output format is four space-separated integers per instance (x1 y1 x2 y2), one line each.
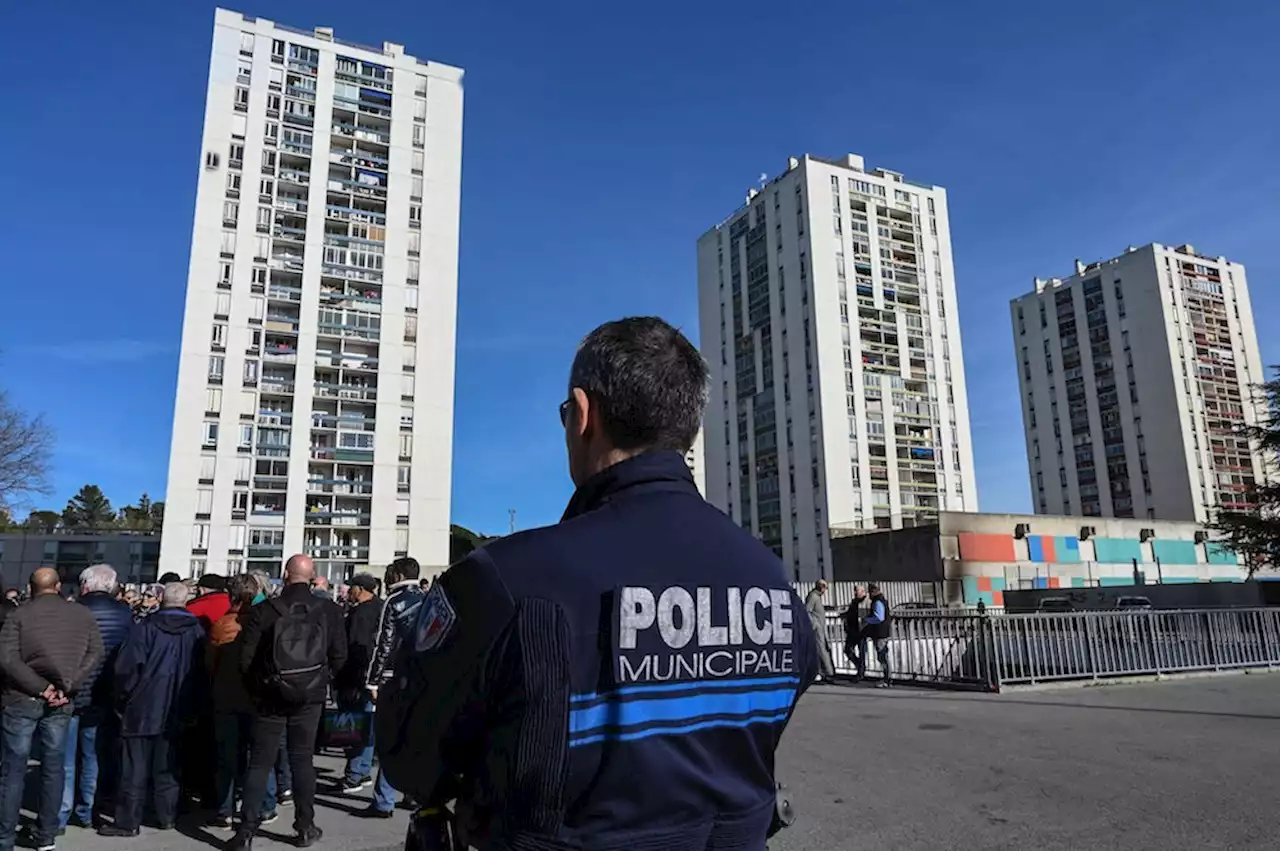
342 703 395 812
0 699 72 851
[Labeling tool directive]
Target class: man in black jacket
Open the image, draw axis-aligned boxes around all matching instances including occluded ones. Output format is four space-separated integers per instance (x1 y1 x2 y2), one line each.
0 568 102 851
336 574 383 800
353 557 424 816
230 556 345 851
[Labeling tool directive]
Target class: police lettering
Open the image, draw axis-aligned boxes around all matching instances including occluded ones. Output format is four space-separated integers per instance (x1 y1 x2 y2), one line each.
616 586 796 683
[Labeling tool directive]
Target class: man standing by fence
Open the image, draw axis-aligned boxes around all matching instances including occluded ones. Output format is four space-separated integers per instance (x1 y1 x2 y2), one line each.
805 580 836 682
859 584 892 688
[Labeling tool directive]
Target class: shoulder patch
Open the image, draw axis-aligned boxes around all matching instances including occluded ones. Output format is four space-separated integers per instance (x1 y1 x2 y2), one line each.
412 582 456 652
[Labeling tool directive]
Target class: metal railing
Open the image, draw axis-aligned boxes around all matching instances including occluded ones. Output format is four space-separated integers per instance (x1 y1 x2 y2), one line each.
822 608 1280 691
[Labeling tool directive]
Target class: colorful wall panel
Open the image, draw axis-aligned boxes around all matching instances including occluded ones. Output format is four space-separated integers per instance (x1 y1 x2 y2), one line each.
1205 543 1239 565
1054 536 1082 563
1093 538 1143 564
957 533 1016 562
961 575 1007 606
1152 540 1198 565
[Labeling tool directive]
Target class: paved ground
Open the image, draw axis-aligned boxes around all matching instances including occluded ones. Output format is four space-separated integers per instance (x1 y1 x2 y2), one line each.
51 754 405 851
774 671 1280 851
43 673 1280 850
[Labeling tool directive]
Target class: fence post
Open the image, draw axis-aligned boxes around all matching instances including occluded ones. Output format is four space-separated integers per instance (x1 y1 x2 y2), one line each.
1205 611 1219 671
1082 614 1098 682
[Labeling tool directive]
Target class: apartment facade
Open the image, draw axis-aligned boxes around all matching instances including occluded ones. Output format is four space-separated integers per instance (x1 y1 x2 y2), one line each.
697 154 978 582
0 532 161 591
160 9 463 580
1010 244 1266 522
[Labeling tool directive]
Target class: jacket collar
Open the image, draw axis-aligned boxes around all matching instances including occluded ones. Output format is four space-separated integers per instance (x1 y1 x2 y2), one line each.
561 449 698 522
388 579 420 592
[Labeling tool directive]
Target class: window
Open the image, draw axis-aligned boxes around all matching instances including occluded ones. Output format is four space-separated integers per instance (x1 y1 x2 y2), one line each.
401 374 415 400
229 143 245 166
410 177 424 199
411 150 424 172
399 433 413 459
252 267 267 285
239 31 255 54
396 498 410 520
199 454 217 482
206 387 222 413
395 528 409 554
267 93 281 114
406 258 420 281
412 123 425 147
227 559 244 576
407 231 421 255
196 489 214 515
212 324 227 349
226 172 240 195
222 201 239 225
249 296 265 320
261 150 276 173
229 525 247 552
215 293 232 317
235 457 251 483
232 491 249 514
403 344 417 368
192 524 210 550
219 262 232 285
414 98 427 121
264 122 279 143
409 204 421 225
405 288 419 312
400 406 414 427
243 360 259 384
234 87 249 111
190 559 207 578
404 314 417 341
203 422 219 448
254 236 269 259
271 39 285 59
257 206 271 228
205 152 221 170
339 432 375 450
208 356 225 382
230 113 247 139
220 231 237 256
259 178 274 199
239 424 253 448
397 465 411 492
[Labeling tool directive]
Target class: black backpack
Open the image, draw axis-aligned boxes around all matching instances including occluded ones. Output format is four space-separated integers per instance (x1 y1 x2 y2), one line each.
265 598 329 705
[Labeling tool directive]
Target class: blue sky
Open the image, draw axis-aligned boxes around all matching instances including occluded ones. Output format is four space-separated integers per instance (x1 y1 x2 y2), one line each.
1 1 1277 535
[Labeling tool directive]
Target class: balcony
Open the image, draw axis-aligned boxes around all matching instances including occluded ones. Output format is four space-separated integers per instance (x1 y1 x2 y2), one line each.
248 545 284 559
259 379 296 396
331 122 390 145
278 170 310 187
306 478 373 495
325 204 387 226
264 315 301 335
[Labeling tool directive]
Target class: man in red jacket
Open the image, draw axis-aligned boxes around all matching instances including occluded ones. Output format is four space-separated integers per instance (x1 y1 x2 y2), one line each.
187 575 231 632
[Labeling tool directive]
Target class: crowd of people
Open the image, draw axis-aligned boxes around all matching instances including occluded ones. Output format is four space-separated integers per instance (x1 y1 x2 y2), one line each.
0 553 428 851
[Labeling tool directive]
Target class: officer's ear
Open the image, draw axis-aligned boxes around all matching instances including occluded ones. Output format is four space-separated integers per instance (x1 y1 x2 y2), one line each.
569 387 592 439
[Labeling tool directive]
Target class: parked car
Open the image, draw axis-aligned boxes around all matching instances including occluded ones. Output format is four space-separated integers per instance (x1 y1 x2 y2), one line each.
1115 596 1153 611
1037 597 1075 613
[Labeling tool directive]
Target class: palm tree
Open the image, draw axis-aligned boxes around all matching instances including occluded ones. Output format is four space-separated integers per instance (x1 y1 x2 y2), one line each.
63 485 116 530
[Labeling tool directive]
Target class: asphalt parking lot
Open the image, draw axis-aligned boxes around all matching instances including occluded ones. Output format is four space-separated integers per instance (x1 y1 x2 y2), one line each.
773 672 1280 850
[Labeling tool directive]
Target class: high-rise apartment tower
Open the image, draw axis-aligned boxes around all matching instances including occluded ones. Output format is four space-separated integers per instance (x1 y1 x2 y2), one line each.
697 154 978 581
1011 244 1266 522
160 9 463 580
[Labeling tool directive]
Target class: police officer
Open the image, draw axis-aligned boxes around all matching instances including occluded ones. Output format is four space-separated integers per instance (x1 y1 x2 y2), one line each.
377 316 818 851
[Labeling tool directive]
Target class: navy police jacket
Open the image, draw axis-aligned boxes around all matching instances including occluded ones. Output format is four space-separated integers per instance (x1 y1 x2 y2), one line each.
377 450 818 851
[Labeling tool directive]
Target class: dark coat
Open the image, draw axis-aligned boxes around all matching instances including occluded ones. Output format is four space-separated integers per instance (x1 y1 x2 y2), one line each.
376 450 819 851
0 593 103 707
239 583 346 710
114 608 206 737
336 597 383 706
76 592 134 718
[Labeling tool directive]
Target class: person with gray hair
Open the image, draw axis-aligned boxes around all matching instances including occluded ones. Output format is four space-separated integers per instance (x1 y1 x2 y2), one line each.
58 566 133 831
98 583 205 837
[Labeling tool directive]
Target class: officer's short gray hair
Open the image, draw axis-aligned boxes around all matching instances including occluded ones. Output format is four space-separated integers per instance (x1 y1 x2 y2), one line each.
568 317 708 453
161 582 191 608
80 564 119 596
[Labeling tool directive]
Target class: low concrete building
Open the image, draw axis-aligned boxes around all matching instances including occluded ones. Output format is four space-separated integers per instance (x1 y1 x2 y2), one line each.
0 532 161 591
831 511 1245 607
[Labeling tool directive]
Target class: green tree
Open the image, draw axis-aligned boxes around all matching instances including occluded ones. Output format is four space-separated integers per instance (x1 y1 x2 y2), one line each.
22 510 60 533
62 485 117 530
1211 368 1280 578
120 493 163 532
0 507 13 532
449 523 492 564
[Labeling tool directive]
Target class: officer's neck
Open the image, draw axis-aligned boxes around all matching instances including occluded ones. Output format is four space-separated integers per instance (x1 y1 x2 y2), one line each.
575 447 642 487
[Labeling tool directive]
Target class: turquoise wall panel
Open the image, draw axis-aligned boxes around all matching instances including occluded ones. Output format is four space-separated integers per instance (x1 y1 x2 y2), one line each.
1093 538 1143 564
1054 536 1082 563
1206 543 1239 565
1152 540 1198 565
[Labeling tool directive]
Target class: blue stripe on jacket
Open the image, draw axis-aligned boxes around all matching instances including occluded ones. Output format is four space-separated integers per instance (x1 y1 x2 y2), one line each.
568 677 798 747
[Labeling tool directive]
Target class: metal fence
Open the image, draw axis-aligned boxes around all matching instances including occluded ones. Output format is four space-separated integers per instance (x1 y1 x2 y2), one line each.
822 607 1280 691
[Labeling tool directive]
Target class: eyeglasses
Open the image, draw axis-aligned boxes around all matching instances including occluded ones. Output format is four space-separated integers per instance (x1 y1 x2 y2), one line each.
558 399 573 426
